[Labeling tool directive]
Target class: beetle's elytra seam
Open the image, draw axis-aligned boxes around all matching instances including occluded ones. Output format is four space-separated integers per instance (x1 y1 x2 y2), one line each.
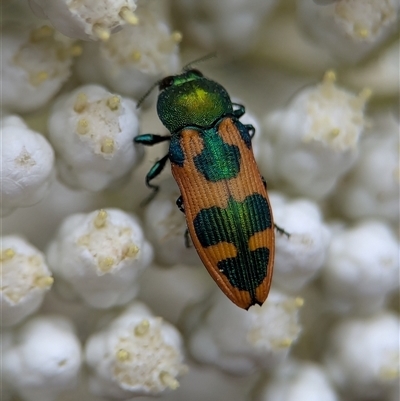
193 128 241 182
193 194 271 294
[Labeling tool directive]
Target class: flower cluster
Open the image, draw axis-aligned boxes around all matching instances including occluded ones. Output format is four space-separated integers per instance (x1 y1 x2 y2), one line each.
1 1 399 401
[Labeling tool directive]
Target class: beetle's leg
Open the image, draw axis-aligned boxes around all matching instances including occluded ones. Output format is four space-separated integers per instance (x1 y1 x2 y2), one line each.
246 124 255 138
134 134 171 146
176 196 192 248
141 154 170 204
176 196 185 213
262 176 267 189
262 176 290 237
232 103 245 118
184 229 192 248
275 224 290 238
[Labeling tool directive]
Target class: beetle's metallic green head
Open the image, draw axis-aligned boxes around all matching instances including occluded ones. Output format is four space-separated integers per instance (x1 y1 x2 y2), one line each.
157 69 233 133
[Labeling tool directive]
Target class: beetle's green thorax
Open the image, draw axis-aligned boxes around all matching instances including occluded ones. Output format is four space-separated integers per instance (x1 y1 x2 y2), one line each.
157 70 233 133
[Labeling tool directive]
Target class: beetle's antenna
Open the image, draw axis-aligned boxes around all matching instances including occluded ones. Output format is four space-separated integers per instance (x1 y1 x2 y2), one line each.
136 79 162 109
137 53 217 109
183 53 217 71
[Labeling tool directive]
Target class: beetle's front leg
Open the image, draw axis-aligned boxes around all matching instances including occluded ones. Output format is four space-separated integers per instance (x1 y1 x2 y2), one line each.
134 134 171 146
232 103 245 118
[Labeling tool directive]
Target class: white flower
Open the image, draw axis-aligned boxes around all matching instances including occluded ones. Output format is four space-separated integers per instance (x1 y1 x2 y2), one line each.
143 178 201 266
48 84 142 191
297 0 399 63
258 71 370 199
322 220 399 315
332 111 400 224
75 0 181 100
138 264 215 325
85 302 187 398
174 0 278 55
342 40 400 97
46 208 153 308
2 315 82 401
185 289 303 375
254 359 339 401
28 0 139 41
1 23 78 113
270 192 331 292
324 312 400 400
1 235 53 327
1 115 55 217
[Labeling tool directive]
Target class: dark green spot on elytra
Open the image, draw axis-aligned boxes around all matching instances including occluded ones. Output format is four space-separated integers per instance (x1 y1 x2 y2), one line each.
193 194 272 296
169 135 185 167
194 127 240 181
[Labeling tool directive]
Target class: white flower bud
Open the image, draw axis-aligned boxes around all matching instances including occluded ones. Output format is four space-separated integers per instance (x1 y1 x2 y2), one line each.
75 1 180 100
322 220 399 315
258 71 370 199
254 359 339 401
297 0 399 63
85 302 187 398
144 178 201 266
48 85 142 191
332 111 400 224
324 312 400 400
1 23 77 113
185 289 303 375
2 315 82 401
1 235 53 327
270 192 331 292
28 0 139 41
174 0 278 55
46 208 153 308
1 115 55 217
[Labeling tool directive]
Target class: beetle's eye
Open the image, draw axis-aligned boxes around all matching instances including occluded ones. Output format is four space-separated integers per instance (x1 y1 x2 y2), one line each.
190 69 203 77
159 76 174 91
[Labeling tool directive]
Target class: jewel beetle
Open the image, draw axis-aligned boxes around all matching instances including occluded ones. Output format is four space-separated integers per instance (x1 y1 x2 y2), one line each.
135 68 278 310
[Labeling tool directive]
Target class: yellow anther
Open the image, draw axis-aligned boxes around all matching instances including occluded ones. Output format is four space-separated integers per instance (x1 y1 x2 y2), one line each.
76 118 89 135
74 93 88 113
93 24 110 41
323 70 337 84
35 276 54 288
98 256 115 272
124 243 139 258
120 7 139 25
30 71 48 86
1 248 15 262
107 95 120 110
130 51 141 61
160 371 179 390
70 44 83 57
116 349 130 362
330 128 340 138
101 137 115 154
94 209 108 228
171 31 183 43
30 25 54 42
134 319 150 336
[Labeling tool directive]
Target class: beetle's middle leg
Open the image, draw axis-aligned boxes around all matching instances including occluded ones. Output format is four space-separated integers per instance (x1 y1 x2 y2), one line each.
176 196 192 248
141 153 170 205
261 176 290 238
